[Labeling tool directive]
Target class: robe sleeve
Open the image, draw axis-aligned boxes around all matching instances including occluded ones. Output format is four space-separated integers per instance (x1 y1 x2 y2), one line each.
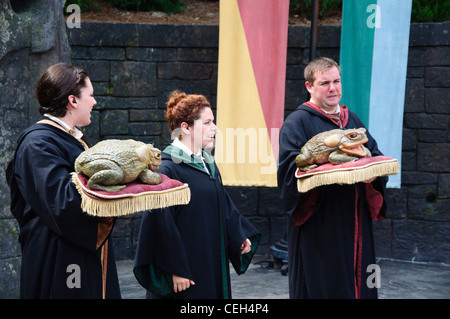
13 132 98 252
277 111 310 219
133 165 193 296
220 180 261 275
347 112 388 220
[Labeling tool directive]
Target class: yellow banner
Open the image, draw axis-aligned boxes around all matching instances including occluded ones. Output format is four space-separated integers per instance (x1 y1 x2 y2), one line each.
215 0 289 187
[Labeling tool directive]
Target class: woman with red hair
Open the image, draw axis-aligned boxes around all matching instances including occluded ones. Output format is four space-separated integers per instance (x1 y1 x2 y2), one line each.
134 91 261 299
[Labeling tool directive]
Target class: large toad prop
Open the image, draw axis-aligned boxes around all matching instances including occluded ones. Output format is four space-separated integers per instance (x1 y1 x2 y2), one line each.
75 139 162 192
295 128 371 171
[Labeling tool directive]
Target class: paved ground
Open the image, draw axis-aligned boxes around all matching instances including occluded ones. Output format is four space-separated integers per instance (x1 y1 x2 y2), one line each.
117 256 450 299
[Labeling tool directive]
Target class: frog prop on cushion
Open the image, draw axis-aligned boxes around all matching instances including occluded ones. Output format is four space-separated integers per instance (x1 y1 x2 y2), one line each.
295 128 371 172
75 139 162 192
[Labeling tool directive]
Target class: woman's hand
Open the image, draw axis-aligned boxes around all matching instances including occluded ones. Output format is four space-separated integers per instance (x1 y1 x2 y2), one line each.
172 274 195 293
240 238 252 254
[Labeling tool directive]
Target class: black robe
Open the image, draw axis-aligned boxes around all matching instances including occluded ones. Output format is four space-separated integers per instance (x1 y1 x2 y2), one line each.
277 104 387 299
8 122 120 299
133 145 261 299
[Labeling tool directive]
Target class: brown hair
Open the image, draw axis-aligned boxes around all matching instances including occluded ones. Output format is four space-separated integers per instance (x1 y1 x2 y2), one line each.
35 63 89 117
165 90 211 135
304 57 341 84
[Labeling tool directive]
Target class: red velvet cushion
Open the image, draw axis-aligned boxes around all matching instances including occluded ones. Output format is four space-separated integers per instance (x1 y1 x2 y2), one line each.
295 156 397 179
76 173 186 200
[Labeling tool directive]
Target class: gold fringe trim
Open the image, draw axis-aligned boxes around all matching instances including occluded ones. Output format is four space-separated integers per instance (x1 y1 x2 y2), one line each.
296 159 399 193
71 173 191 217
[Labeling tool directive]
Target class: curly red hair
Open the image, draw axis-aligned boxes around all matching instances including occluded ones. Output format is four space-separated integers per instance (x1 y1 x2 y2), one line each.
165 90 211 135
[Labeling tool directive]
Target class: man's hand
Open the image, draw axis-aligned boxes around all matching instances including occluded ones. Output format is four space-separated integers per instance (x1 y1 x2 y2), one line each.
172 274 195 293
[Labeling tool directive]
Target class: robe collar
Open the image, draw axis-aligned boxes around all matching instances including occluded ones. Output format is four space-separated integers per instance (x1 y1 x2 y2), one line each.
302 101 349 128
163 143 216 177
43 114 84 139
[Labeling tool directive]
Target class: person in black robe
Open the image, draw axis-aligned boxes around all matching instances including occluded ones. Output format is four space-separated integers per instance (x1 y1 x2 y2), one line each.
278 57 387 299
134 91 261 299
7 63 120 299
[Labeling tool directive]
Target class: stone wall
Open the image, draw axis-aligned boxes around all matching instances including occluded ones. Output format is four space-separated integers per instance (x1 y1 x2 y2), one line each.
67 22 450 264
1 6 449 297
0 0 71 298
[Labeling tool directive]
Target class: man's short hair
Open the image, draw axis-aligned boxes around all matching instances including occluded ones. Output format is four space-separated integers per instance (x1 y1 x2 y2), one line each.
304 57 341 84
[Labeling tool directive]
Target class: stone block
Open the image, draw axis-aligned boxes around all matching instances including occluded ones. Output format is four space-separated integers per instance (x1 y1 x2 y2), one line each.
225 186 258 217
401 171 438 185
126 47 176 62
129 122 162 136
443 22 450 45
157 80 214 108
401 128 417 151
287 26 309 48
425 88 450 113
157 62 213 80
176 25 219 48
373 218 392 258
136 24 178 47
72 59 110 81
100 110 129 135
91 81 109 95
392 220 450 263
0 219 21 259
408 184 438 200
425 67 450 87
71 46 125 61
408 198 450 222
176 48 218 62
401 151 416 171
0 257 20 299
385 188 407 219
286 49 304 66
68 22 139 47
103 135 161 149
96 97 158 110
247 216 270 255
403 113 447 129
408 47 450 67
110 61 157 97
269 216 289 245
81 110 100 145
418 129 447 143
409 23 443 46
317 26 341 47
417 143 450 172
258 187 284 217
404 78 424 113
406 66 424 78
113 216 134 238
438 173 450 199
130 109 165 122
112 236 133 260
286 64 304 81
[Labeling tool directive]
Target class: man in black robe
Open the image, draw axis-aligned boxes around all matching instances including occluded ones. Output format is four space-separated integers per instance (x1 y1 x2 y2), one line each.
277 57 387 299
134 142 261 299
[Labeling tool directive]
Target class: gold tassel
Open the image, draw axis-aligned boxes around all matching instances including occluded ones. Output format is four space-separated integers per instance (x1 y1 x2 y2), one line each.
71 173 191 217
297 159 399 193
